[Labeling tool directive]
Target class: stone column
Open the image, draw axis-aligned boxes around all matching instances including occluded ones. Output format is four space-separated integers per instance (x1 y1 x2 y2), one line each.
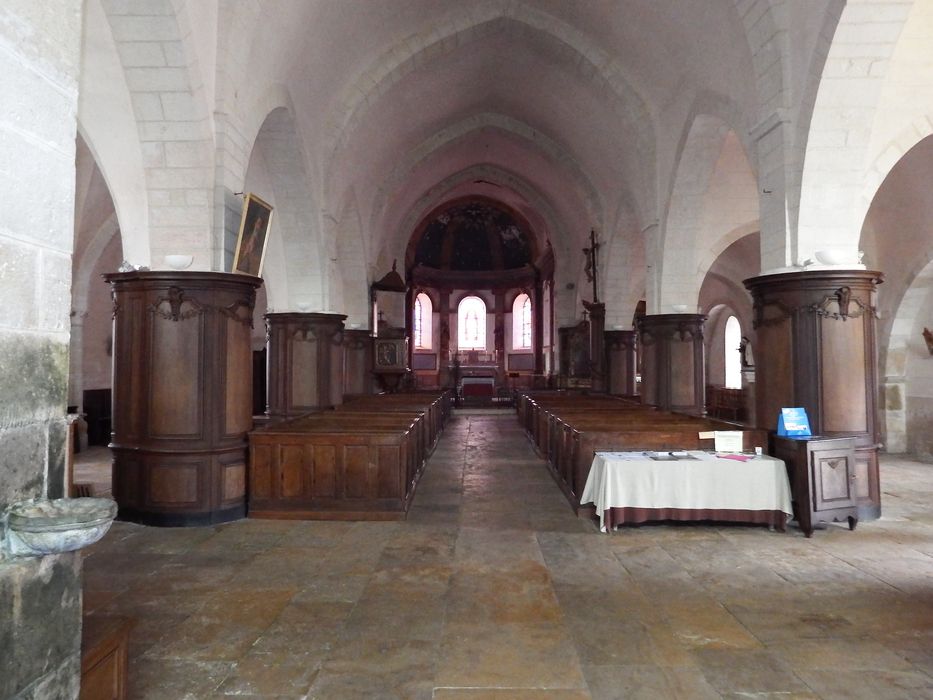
534 279 545 374
106 271 261 526
744 269 883 519
494 291 505 381
438 291 451 388
68 309 88 411
266 312 347 420
0 3 85 695
637 314 706 415
343 328 373 398
605 330 637 396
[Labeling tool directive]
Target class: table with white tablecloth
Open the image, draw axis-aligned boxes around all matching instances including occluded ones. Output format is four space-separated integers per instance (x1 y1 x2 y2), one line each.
580 451 793 532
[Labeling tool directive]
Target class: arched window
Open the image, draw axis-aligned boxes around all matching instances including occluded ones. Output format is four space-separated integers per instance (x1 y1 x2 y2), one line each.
413 292 432 349
457 296 486 350
724 315 742 389
512 293 532 349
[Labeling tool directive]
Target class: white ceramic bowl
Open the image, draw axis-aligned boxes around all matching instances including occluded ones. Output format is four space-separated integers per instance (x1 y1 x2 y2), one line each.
164 254 193 270
813 249 849 266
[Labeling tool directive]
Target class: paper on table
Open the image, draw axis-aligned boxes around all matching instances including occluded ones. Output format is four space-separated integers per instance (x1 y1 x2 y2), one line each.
718 453 752 462
714 430 744 452
596 451 646 460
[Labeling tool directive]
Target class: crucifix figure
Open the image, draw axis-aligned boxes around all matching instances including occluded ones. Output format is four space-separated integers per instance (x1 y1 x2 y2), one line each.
582 228 600 303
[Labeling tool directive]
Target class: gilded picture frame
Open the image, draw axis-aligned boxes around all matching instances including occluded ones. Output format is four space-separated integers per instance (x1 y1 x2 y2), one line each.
232 193 273 277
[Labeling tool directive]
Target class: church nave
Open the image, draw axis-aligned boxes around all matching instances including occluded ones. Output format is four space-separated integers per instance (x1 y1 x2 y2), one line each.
82 413 933 699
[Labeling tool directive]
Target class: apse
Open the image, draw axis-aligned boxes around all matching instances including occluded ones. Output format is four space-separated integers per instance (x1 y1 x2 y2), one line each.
404 197 553 395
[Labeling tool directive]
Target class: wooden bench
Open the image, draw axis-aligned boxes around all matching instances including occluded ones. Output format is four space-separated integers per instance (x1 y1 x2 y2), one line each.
516 392 769 511
248 392 450 520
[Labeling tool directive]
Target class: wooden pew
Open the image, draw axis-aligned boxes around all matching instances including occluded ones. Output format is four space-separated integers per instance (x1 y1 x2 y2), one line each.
516 391 769 511
248 391 450 520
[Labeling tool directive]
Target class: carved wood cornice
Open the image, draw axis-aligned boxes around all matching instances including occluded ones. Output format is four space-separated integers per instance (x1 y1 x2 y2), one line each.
752 297 795 329
636 314 705 343
808 286 877 322
604 330 636 351
147 287 254 326
150 286 203 322
751 286 878 329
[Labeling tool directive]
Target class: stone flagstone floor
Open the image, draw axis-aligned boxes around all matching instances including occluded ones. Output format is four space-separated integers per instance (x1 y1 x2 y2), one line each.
82 412 933 699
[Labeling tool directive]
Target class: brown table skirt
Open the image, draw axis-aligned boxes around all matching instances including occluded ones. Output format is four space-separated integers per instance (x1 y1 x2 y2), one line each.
602 507 787 532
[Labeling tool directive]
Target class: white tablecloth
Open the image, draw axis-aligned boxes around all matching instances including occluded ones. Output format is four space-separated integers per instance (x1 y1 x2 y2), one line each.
580 451 793 531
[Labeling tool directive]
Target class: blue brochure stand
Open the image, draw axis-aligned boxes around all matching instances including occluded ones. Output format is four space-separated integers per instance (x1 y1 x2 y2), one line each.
777 407 811 437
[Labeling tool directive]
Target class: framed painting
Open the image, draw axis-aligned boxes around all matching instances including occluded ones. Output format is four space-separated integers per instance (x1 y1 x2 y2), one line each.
232 193 273 277
374 338 408 371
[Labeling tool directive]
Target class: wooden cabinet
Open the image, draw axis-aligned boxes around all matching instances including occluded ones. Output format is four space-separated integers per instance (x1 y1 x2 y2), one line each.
773 435 859 537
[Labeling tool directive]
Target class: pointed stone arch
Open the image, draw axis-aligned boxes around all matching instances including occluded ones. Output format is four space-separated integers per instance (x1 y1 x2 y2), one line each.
95 0 216 268
78 0 150 266
369 112 604 233
797 0 928 263
245 107 324 311
334 192 369 327
321 3 657 215
658 115 759 314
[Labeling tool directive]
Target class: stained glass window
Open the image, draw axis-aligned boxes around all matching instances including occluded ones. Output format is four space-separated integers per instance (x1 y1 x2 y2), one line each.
457 296 486 350
512 293 532 349
413 293 432 349
725 315 741 389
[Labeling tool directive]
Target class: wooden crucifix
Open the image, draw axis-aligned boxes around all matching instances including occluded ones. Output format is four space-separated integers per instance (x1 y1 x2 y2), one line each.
582 228 600 303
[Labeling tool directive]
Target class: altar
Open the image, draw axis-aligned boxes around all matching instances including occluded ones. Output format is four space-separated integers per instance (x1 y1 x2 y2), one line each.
580 451 793 532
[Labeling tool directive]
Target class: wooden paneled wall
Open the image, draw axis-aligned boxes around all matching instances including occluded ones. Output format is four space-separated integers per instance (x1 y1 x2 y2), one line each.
266 312 347 419
605 329 637 396
636 314 706 415
343 329 373 397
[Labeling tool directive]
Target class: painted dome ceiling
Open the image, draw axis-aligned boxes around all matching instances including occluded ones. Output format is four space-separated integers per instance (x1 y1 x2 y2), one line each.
413 201 534 271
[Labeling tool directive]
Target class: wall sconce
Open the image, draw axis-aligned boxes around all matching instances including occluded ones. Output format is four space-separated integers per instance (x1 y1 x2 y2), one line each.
923 327 933 356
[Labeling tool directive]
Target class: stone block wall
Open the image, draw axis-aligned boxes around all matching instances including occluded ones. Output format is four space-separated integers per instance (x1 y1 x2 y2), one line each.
908 396 933 461
0 555 82 699
1 2 85 698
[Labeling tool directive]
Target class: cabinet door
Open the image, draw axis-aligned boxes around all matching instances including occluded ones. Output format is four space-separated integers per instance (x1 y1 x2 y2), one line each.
810 447 857 511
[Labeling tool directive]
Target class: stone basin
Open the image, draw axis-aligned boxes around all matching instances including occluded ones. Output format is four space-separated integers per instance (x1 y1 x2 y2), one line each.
5 498 118 557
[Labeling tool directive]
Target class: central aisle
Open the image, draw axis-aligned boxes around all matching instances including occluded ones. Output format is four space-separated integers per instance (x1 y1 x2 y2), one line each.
82 412 933 699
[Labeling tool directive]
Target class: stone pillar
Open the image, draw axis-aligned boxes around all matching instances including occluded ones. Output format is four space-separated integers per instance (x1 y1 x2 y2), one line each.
0 2 85 695
438 291 452 388
106 271 261 526
266 312 347 420
68 309 88 411
534 279 545 374
637 314 706 415
343 328 373 398
741 366 757 427
494 291 505 381
585 301 606 392
744 270 883 519
605 330 637 396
